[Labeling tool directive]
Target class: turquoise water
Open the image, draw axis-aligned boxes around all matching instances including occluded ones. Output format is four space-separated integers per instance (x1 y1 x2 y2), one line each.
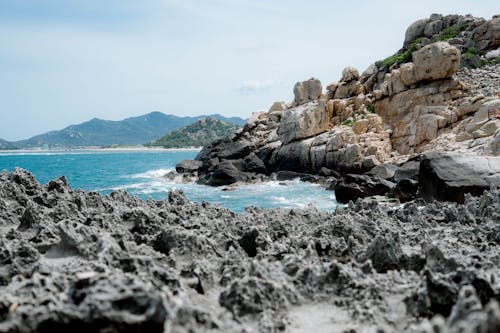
0 150 337 212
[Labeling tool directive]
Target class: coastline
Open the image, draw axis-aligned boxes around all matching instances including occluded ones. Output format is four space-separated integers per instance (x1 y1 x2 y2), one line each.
0 146 202 154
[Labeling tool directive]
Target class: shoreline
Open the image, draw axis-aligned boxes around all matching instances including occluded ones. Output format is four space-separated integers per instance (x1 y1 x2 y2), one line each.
0 146 202 154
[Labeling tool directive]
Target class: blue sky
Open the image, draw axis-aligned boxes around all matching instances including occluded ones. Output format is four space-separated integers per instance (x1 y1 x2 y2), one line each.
0 0 498 140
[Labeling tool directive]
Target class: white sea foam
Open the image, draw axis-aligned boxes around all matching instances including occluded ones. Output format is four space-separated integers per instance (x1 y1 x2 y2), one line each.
129 169 173 179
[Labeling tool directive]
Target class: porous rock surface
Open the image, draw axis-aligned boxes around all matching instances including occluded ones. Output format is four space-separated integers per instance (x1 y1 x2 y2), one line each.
1 168 500 332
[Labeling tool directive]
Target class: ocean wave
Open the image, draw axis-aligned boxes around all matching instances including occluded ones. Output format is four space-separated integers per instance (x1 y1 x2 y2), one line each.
128 168 174 179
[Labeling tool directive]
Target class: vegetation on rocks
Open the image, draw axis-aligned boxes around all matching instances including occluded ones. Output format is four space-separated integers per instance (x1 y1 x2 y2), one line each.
378 37 424 68
147 117 241 148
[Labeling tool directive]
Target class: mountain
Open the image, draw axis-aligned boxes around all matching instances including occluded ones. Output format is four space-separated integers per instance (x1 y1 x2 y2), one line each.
0 139 17 150
8 112 246 149
147 117 241 148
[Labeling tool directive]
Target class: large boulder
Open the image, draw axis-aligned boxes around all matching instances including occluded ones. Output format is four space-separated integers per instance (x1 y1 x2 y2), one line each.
419 152 500 203
293 78 322 106
334 174 396 203
199 160 251 186
405 18 430 44
400 42 461 86
278 100 329 145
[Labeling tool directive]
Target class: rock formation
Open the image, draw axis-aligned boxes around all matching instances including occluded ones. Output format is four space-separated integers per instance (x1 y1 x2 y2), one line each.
1 169 500 332
186 14 500 203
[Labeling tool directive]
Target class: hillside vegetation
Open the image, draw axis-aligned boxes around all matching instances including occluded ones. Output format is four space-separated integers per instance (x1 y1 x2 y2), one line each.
147 117 241 148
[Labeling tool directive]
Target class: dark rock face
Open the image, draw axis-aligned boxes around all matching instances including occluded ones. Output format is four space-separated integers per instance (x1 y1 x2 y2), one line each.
198 160 252 186
1 169 500 332
419 152 500 203
175 159 203 173
334 174 396 203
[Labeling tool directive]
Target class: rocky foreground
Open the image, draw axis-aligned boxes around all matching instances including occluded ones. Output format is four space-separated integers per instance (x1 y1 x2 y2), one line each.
0 168 500 332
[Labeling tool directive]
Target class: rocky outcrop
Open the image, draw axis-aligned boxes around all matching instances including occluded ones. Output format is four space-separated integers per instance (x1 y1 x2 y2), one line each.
400 42 460 85
277 100 329 144
188 14 500 193
419 151 500 203
293 77 322 106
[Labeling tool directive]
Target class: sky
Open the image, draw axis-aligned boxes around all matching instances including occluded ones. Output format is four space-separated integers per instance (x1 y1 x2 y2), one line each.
0 0 498 141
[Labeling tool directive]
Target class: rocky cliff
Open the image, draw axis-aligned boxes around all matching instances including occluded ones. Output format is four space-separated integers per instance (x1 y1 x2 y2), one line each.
189 14 500 197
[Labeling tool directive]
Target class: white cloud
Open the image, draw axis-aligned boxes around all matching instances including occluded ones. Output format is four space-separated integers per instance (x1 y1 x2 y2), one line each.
238 79 277 94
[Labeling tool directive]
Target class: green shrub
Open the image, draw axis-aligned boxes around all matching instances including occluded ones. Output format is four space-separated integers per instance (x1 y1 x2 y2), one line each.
379 37 424 68
434 24 464 42
341 119 355 127
463 47 478 59
367 105 375 113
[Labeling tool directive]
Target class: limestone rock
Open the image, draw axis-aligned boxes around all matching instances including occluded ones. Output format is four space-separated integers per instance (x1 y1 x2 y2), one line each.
293 78 322 106
278 100 329 145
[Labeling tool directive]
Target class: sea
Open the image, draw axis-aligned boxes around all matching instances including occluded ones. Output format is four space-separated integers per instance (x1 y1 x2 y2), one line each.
0 149 337 213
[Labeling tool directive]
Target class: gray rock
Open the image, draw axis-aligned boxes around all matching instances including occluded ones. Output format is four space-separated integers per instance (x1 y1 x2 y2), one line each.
367 163 400 180
293 78 322 106
340 66 360 83
405 19 430 44
419 152 500 203
175 159 203 173
201 160 251 186
334 174 396 203
278 100 329 145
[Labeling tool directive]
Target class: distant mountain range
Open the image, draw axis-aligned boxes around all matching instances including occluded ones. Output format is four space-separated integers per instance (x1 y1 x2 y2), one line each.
147 117 241 148
0 112 246 149
0 138 18 150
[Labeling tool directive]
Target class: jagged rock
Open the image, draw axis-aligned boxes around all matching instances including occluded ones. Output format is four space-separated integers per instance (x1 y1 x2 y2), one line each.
243 153 267 174
472 16 500 51
175 159 203 173
419 152 500 203
334 81 363 99
340 66 360 82
392 178 419 202
358 234 403 273
334 174 396 203
293 78 322 106
278 100 329 145
268 101 287 112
